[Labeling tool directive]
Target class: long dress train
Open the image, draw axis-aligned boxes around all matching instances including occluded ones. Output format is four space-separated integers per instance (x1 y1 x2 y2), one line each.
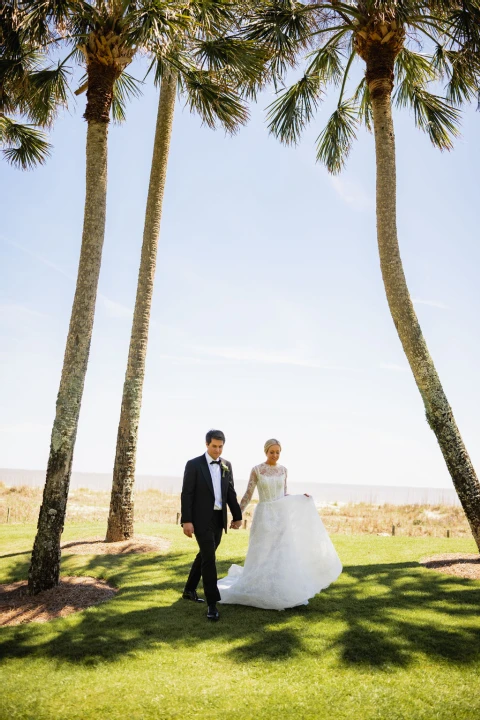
218 463 342 610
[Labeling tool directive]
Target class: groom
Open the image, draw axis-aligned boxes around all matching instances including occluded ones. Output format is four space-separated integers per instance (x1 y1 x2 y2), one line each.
181 429 242 621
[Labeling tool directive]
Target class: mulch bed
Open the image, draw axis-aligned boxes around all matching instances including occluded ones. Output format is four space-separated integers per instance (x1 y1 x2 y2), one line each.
419 553 480 580
0 576 118 627
0 535 170 626
60 534 171 555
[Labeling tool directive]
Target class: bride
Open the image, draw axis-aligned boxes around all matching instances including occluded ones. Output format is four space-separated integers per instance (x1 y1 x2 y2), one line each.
218 439 342 610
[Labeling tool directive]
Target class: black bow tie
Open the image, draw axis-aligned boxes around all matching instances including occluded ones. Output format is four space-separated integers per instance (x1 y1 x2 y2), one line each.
210 460 221 465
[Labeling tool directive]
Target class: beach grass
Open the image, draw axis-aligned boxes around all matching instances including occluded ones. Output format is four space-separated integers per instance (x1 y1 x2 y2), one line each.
0 483 471 538
1 522 479 719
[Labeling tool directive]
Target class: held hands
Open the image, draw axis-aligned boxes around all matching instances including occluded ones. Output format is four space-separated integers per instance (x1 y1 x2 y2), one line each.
183 522 194 538
230 520 242 530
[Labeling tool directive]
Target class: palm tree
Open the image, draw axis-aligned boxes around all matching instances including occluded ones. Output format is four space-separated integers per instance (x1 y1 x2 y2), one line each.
246 0 480 549
0 1 69 168
27 0 186 594
106 0 269 541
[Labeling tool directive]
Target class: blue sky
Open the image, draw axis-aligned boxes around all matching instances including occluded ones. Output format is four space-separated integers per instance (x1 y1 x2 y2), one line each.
1 56 479 488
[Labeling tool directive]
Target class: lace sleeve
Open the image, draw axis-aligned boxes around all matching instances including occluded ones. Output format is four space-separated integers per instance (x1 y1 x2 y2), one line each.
240 467 258 513
284 467 288 495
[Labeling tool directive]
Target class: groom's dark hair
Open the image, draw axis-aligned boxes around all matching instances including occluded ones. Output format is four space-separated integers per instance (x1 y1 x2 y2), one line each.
206 429 225 444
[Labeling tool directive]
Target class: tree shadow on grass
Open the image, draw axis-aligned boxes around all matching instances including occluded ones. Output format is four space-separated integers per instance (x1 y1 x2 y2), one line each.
318 561 480 668
0 550 31 560
0 550 479 671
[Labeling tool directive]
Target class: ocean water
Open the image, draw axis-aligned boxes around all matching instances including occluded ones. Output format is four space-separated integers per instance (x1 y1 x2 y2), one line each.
0 468 460 506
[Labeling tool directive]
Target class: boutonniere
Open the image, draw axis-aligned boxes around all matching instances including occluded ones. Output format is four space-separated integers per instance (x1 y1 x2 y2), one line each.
221 462 228 478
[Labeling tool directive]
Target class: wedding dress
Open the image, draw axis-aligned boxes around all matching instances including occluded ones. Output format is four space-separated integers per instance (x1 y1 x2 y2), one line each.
218 463 342 610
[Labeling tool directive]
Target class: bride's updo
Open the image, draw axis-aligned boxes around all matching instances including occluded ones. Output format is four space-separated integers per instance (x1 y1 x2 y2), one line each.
264 438 281 454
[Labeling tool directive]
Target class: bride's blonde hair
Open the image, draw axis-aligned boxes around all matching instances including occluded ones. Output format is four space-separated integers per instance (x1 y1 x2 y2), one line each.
264 438 281 454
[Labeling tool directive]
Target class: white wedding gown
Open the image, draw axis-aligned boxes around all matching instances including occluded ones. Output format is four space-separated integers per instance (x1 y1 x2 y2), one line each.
218 463 342 610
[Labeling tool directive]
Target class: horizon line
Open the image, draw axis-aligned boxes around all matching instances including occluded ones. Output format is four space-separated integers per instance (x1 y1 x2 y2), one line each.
0 467 457 493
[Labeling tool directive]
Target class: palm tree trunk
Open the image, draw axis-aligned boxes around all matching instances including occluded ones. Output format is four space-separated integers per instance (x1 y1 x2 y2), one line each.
28 63 116 594
106 70 177 542
369 77 480 550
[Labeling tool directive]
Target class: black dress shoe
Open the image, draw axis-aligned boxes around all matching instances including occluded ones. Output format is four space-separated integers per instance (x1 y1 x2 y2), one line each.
182 590 205 603
207 605 219 621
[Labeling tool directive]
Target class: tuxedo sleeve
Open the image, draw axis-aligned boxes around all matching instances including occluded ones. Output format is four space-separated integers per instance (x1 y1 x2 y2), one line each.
226 462 242 522
180 460 195 525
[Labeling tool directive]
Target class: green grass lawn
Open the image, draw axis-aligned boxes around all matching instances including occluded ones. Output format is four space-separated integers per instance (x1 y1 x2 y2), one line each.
1 523 479 720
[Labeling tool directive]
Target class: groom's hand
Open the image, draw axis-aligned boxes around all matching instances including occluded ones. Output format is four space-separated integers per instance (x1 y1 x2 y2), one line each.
183 523 194 538
230 520 242 530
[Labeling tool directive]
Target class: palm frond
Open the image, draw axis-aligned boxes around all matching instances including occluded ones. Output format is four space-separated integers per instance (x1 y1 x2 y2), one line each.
242 0 316 77
21 0 88 44
267 73 322 144
0 47 44 88
443 2 480 53
395 47 436 87
150 44 196 86
431 42 450 76
403 85 461 150
0 115 51 169
394 48 440 114
353 77 372 132
0 3 72 129
432 45 478 106
191 36 270 97
316 99 358 174
128 0 190 48
182 68 249 133
305 40 346 86
185 0 237 37
303 1 361 22
111 71 144 123
26 62 70 125
446 51 478 106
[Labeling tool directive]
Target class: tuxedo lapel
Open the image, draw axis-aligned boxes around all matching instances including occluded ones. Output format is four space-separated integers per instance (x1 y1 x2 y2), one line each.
220 458 229 498
199 455 215 497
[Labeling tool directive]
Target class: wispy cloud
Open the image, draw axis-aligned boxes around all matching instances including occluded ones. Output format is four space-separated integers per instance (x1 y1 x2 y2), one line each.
5 237 73 280
0 304 50 333
0 304 48 320
99 295 133 319
158 353 207 366
330 176 372 211
0 422 50 434
379 363 408 372
4 235 134 320
412 298 448 310
192 344 361 371
195 345 323 367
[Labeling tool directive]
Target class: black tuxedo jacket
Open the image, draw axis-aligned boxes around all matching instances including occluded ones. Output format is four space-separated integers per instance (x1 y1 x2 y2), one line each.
180 454 242 534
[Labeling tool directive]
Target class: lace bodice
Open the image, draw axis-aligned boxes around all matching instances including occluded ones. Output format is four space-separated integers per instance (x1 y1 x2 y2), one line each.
240 463 287 512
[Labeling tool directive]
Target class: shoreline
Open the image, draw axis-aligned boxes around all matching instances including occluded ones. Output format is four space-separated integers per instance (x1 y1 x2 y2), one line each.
0 467 460 507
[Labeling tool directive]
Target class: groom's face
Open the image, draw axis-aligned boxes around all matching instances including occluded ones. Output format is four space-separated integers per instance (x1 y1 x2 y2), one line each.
206 439 224 460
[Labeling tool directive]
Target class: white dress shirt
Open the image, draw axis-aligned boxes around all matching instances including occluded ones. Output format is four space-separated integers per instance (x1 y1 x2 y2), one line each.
205 452 223 510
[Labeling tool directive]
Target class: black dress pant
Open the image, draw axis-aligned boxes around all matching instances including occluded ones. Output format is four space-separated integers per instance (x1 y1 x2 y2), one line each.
185 510 224 605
